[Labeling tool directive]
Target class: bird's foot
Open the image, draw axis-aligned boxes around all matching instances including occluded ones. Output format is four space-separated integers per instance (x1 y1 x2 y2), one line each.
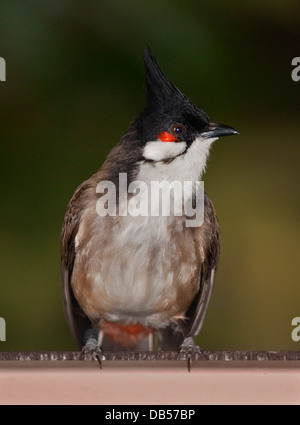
80 337 105 369
178 336 208 372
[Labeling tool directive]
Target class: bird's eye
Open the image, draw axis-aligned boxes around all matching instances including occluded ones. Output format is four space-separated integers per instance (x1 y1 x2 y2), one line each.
171 123 185 137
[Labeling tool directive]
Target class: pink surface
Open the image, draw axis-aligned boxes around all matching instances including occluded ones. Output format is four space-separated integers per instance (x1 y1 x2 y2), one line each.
0 361 300 405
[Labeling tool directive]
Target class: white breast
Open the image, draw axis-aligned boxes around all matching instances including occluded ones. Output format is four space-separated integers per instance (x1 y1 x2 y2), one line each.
85 214 187 327
73 137 215 327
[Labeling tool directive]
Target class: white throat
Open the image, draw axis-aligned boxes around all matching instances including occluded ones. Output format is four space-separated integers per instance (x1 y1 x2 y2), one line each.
139 136 217 184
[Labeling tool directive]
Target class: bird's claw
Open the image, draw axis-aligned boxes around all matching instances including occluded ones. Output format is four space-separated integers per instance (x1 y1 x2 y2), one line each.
178 337 208 372
80 337 105 369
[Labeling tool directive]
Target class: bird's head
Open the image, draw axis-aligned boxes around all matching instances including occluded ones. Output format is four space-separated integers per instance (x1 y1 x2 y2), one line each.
111 47 238 183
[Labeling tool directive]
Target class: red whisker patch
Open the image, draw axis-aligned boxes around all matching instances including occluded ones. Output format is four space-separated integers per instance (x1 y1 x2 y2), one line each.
157 131 177 142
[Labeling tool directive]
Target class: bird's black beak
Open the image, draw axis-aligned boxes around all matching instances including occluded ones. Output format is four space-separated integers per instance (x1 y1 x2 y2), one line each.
201 123 239 140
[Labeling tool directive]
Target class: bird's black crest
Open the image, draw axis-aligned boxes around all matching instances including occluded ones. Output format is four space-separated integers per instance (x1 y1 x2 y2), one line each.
142 47 210 124
143 47 183 108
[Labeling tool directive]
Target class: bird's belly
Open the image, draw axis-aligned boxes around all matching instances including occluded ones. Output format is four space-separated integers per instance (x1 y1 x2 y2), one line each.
72 215 200 328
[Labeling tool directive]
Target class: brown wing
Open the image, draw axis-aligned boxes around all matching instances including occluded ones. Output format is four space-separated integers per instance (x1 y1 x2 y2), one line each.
183 192 220 338
160 192 220 350
60 182 92 349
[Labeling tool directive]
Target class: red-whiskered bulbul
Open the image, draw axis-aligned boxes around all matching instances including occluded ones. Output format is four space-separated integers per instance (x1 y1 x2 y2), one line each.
61 47 238 368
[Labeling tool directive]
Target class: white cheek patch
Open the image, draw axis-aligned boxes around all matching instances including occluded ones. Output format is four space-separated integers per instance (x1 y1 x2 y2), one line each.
143 140 187 162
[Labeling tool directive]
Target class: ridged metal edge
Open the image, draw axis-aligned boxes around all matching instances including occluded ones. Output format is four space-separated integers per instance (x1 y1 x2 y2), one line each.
0 350 300 361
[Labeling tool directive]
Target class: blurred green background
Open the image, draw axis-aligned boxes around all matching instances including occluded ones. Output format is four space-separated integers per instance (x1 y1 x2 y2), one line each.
0 0 299 351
